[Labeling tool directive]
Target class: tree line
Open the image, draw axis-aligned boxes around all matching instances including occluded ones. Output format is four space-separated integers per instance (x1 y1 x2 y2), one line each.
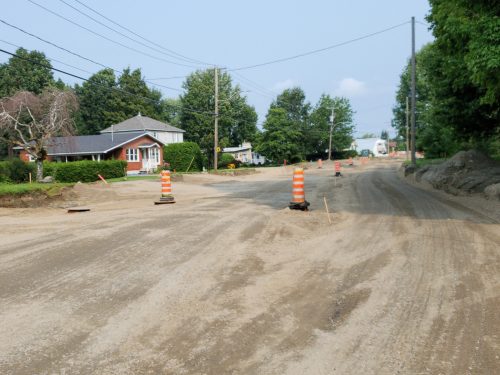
392 0 499 158
0 47 355 165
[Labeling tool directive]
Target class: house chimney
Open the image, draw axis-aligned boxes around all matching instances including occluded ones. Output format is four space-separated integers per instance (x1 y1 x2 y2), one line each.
138 112 142 117
111 124 114 142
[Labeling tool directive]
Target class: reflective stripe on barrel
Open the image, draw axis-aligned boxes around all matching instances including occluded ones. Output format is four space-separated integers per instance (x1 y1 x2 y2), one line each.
291 167 305 203
161 170 172 196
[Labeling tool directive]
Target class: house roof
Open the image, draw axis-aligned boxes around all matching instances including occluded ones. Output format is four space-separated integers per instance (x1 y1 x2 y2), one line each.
43 132 164 155
223 146 252 153
100 114 185 133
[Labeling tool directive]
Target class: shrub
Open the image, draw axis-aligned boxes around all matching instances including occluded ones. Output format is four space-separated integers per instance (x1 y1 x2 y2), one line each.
164 142 203 172
43 161 57 178
51 160 127 182
0 162 10 183
332 150 358 159
0 159 36 183
218 153 237 169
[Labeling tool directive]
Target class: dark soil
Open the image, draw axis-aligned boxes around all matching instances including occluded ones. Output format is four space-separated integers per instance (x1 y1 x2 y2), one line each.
403 150 500 198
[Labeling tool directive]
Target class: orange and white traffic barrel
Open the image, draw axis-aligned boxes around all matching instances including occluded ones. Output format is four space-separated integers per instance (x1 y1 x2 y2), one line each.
317 158 323 169
289 167 310 211
348 157 354 166
155 170 175 204
335 161 342 177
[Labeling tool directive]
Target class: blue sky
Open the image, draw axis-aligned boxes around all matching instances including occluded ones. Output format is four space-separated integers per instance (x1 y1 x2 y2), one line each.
0 0 434 138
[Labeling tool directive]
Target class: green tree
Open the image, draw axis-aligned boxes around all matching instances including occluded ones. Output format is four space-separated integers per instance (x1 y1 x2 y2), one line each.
360 133 377 139
392 44 434 140
308 95 354 158
0 48 55 97
179 69 258 167
160 98 182 126
74 68 117 134
256 107 302 163
111 67 163 121
392 43 460 157
425 0 499 144
271 87 310 157
75 67 163 134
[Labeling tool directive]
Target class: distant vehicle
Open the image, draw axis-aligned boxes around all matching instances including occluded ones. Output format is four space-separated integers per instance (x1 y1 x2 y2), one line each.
251 152 266 165
360 149 373 157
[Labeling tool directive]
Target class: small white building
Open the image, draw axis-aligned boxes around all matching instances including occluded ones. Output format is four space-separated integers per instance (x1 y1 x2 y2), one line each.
100 113 184 145
222 142 252 163
222 142 266 165
351 138 388 157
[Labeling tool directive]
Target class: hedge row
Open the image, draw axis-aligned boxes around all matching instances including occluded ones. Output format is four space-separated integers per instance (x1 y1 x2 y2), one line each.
47 160 127 182
0 159 36 183
163 142 203 172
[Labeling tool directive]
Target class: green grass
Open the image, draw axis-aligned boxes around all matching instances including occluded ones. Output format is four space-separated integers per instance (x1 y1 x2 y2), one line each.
0 182 72 196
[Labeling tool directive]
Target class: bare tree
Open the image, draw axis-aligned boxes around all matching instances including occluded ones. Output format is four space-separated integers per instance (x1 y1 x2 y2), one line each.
0 89 78 181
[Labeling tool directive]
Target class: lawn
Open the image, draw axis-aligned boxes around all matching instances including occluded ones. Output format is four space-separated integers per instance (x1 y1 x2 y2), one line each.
0 182 73 197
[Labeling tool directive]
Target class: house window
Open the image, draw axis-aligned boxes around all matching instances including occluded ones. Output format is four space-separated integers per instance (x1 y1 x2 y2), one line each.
150 148 160 163
126 148 139 162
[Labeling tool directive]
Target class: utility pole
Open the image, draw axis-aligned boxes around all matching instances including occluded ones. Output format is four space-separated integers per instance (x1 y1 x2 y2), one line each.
214 66 219 171
386 129 390 154
405 96 410 160
328 109 335 161
410 16 417 166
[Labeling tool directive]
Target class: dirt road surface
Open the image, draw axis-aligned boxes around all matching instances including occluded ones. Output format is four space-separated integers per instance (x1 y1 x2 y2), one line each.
1 160 499 374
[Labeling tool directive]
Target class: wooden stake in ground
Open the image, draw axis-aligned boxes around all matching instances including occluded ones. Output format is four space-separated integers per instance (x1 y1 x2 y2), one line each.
186 156 195 172
323 196 332 224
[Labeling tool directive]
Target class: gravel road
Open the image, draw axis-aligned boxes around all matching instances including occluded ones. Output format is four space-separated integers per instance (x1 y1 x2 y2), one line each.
0 160 499 374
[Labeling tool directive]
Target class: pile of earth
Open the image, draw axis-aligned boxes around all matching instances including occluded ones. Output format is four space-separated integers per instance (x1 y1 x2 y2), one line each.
402 150 500 200
0 186 76 208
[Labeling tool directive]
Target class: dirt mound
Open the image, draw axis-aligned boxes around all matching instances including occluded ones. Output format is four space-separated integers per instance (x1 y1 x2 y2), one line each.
0 186 76 208
410 150 500 198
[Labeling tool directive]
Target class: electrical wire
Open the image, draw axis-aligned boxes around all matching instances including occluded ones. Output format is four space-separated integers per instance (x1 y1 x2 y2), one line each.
57 0 209 66
147 75 192 81
72 0 212 66
0 48 215 116
228 21 411 71
0 38 94 75
231 72 277 99
27 0 201 69
0 20 184 93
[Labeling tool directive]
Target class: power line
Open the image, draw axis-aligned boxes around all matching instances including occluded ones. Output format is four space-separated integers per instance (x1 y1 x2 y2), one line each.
57 0 208 66
0 20 183 93
0 47 93 81
0 48 214 116
231 71 277 98
0 38 94 75
0 18 110 71
27 0 201 69
147 75 191 81
72 0 213 67
228 21 411 71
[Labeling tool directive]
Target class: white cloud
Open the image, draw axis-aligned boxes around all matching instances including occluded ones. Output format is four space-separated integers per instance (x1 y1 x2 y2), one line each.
272 79 295 92
334 78 367 97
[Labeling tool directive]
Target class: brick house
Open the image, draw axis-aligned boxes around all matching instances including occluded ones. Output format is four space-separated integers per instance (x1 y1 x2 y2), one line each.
18 132 164 174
